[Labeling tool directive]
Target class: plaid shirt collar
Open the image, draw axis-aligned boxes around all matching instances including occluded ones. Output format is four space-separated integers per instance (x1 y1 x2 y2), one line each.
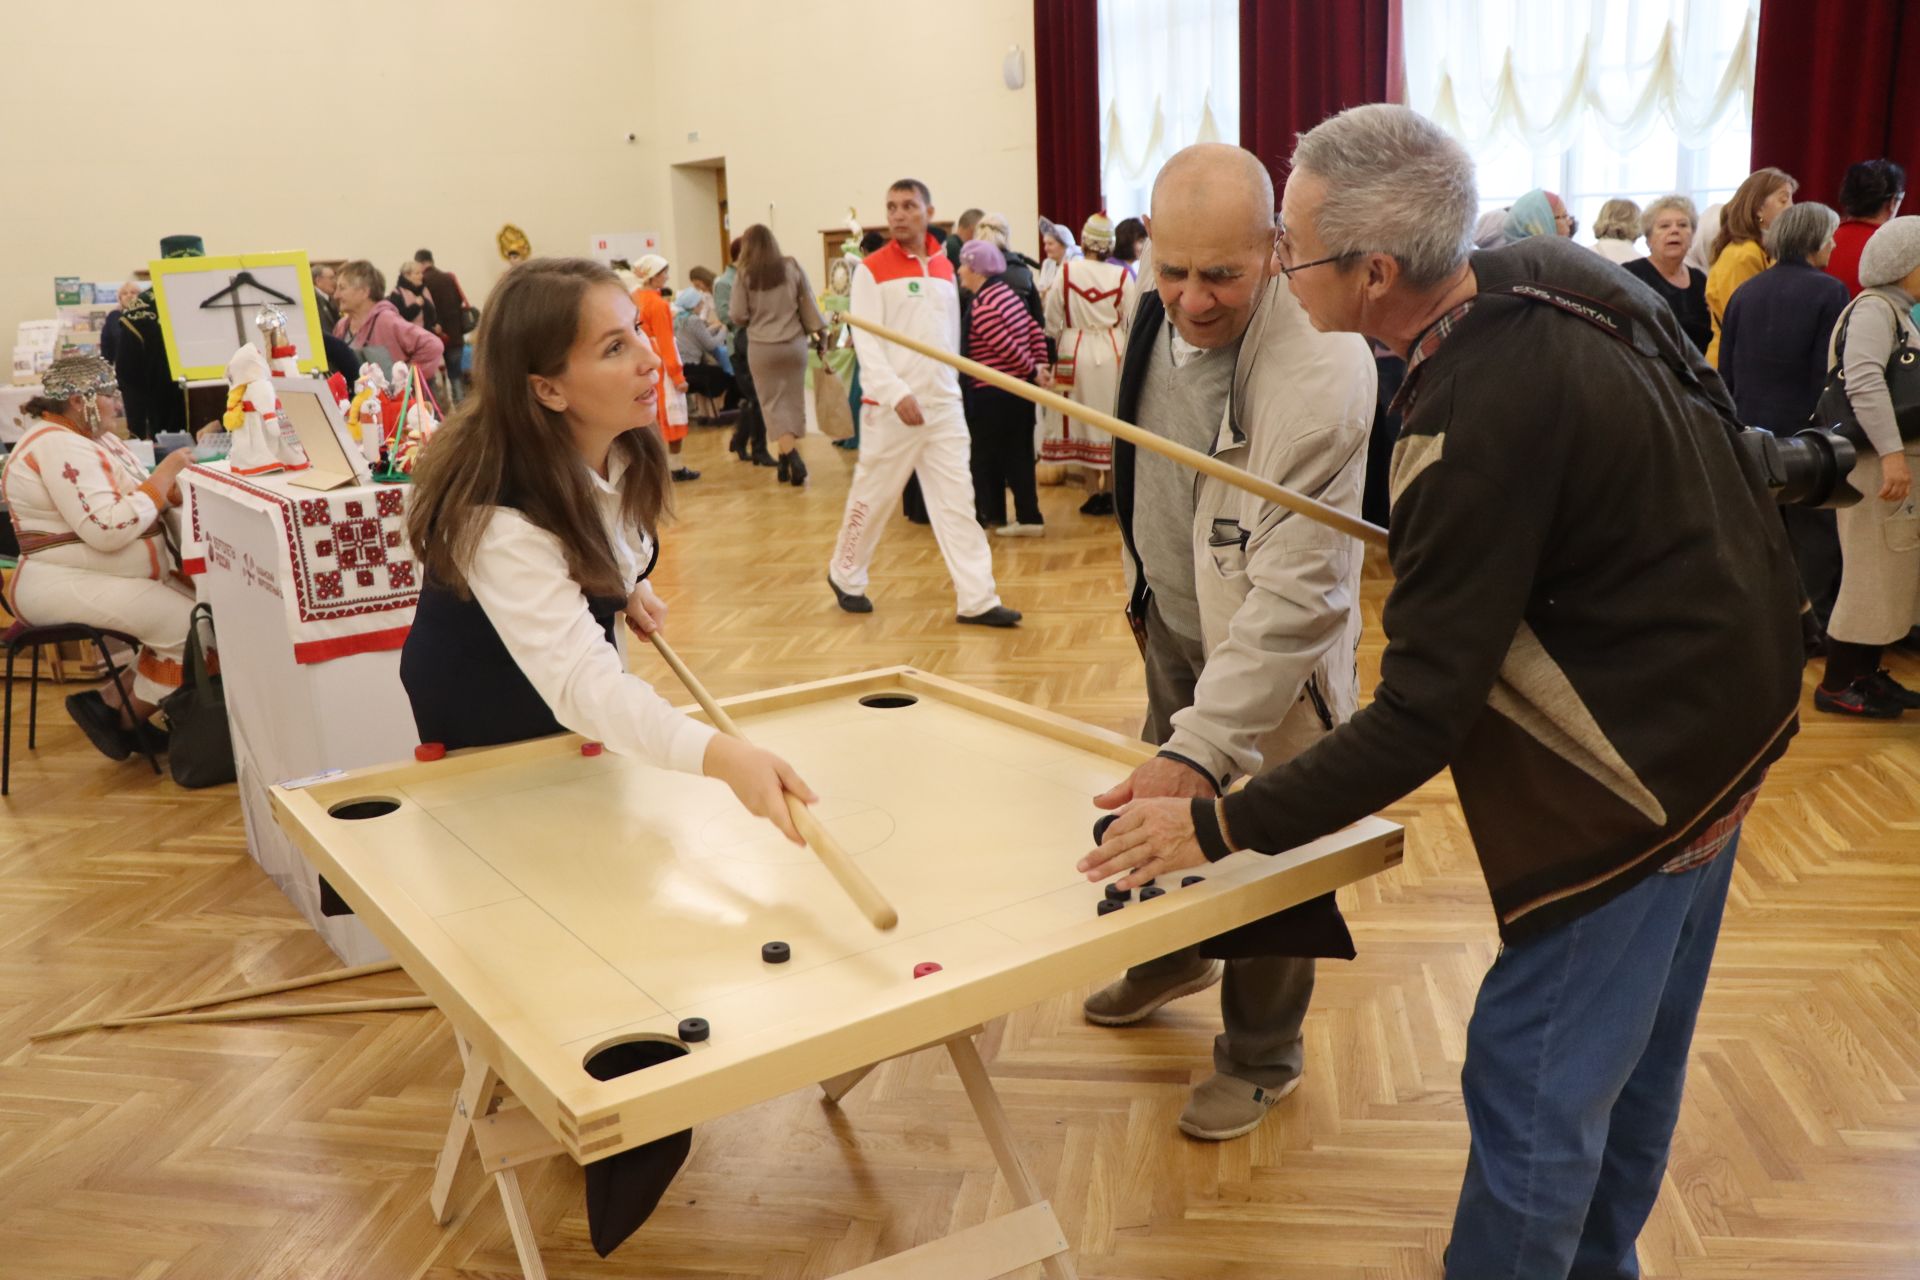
1390 298 1477 418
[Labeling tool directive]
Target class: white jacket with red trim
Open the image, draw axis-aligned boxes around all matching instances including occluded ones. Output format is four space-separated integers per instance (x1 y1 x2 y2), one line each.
0 415 173 588
848 234 962 412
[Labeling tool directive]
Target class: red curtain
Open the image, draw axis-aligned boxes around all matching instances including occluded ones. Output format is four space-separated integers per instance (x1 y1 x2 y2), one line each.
1034 0 1104 233
1239 0 1395 189
1751 2 1920 205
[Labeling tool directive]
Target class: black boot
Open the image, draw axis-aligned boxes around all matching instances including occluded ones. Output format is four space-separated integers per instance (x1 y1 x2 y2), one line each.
749 407 776 465
776 452 791 483
729 418 751 460
787 450 808 487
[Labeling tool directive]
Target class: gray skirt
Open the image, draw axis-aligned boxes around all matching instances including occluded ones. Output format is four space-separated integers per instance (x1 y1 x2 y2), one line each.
748 336 810 439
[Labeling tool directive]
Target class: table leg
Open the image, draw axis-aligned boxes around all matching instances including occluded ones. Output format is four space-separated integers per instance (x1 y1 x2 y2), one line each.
945 1034 1077 1280
495 1167 549 1280
819 1062 876 1105
430 1041 499 1225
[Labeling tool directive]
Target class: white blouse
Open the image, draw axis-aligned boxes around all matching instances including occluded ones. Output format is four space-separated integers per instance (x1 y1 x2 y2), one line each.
462 455 716 774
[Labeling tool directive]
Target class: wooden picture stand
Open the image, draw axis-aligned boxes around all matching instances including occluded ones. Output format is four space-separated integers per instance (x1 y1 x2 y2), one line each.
432 1022 1073 1280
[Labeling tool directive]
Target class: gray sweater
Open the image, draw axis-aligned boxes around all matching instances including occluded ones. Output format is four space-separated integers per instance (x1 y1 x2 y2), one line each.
729 258 824 344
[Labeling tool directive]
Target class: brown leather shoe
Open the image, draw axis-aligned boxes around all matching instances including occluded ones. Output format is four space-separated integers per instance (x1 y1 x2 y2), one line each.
1081 959 1222 1026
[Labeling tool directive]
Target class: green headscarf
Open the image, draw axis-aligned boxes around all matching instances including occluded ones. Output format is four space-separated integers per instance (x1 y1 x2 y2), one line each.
1503 190 1556 243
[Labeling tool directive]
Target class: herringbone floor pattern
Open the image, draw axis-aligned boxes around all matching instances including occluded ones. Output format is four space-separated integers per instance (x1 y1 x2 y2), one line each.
2 427 1916 1279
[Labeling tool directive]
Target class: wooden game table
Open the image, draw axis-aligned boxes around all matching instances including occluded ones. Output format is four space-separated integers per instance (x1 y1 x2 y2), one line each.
271 668 1403 1278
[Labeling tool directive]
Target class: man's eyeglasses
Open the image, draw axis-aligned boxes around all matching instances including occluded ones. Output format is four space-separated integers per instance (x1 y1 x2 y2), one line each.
1276 222 1360 277
1279 252 1359 278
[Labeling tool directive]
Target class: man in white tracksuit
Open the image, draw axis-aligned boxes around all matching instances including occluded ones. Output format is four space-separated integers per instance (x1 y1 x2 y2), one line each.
828 178 1021 627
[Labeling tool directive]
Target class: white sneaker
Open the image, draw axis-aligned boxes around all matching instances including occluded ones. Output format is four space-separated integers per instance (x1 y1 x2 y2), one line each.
993 523 1045 538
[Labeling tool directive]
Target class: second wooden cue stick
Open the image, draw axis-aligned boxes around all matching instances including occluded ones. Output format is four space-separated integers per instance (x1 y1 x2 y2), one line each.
840 310 1388 550
30 960 406 1042
645 632 901 931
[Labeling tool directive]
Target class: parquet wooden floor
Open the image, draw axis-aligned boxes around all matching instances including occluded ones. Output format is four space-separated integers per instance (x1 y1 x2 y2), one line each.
2 426 1917 1279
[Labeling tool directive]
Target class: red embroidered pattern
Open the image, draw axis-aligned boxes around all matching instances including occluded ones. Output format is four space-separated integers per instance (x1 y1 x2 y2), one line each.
58 461 145 532
186 467 418 626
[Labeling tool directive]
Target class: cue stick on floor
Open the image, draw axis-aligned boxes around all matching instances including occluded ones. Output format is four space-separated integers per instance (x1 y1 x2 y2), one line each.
100 996 436 1029
30 960 407 1041
840 311 1390 551
645 631 902 931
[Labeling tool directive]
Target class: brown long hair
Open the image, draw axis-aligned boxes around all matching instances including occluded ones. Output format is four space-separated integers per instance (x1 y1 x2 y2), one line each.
1711 167 1796 264
406 258 670 599
737 224 790 292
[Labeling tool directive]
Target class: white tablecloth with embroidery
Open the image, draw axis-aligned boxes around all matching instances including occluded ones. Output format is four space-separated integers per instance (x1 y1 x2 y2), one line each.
178 463 418 663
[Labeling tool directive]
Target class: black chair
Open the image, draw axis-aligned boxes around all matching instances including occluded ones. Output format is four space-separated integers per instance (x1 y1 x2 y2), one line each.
3 620 162 795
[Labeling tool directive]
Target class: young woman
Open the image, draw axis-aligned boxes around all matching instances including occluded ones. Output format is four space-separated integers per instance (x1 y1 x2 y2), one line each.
729 224 824 486
401 257 814 840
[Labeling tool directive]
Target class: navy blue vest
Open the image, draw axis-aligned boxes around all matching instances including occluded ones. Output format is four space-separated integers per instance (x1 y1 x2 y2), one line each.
399 523 656 751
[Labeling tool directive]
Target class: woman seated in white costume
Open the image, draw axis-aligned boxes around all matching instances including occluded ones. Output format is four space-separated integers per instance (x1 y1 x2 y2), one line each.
1 355 195 760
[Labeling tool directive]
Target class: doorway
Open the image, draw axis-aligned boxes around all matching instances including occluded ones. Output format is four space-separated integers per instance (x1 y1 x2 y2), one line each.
669 158 730 275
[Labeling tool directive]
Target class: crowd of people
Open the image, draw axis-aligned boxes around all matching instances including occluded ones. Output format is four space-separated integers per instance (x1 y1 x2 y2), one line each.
1471 160 1920 719
6 97 1917 1280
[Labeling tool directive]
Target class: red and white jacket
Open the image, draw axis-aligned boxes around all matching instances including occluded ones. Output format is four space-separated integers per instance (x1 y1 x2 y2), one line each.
849 233 963 412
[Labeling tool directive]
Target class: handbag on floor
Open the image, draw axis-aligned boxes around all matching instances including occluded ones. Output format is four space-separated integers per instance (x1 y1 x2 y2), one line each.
158 604 235 788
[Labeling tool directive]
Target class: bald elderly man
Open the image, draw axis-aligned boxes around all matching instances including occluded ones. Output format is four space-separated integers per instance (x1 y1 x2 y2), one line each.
1082 143 1377 1141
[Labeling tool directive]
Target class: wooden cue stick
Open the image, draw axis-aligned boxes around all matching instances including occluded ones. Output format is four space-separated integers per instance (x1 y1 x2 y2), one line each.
841 311 1389 550
101 996 435 1029
30 960 406 1042
645 632 901 931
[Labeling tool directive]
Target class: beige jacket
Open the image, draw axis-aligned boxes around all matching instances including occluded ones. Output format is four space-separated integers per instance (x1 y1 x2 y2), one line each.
1161 279 1377 783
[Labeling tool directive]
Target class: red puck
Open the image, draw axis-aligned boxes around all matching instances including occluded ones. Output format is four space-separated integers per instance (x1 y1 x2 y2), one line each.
913 962 943 979
580 741 604 757
413 742 446 762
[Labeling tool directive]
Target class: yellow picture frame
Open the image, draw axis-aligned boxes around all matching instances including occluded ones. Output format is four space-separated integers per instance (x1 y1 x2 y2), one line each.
150 250 329 381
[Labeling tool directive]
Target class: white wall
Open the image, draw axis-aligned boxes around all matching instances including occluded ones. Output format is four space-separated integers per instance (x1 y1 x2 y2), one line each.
2 0 1038 348
648 1 1039 285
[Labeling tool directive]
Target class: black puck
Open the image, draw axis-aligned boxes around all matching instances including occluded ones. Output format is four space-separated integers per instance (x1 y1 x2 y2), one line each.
1181 875 1206 887
1097 898 1124 916
677 1017 709 1043
761 941 791 964
1092 813 1118 844
1104 883 1131 902
1140 886 1166 901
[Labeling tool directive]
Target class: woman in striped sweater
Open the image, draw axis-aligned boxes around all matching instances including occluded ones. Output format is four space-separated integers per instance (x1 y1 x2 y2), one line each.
958 238 1051 535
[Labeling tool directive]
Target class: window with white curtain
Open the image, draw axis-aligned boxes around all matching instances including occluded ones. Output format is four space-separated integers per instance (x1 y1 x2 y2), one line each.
1402 0 1760 249
1095 0 1238 224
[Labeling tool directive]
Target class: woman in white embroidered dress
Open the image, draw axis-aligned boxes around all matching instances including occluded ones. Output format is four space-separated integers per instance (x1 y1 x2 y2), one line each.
1041 213 1139 516
1 356 194 759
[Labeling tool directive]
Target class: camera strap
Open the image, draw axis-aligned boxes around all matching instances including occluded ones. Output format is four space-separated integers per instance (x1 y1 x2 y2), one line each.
1478 279 1748 444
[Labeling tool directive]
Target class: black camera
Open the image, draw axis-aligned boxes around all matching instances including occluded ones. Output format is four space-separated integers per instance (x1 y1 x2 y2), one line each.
1735 427 1859 509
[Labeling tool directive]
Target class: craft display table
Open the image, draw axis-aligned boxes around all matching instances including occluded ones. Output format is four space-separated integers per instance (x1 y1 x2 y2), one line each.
271 667 1404 1278
182 463 420 963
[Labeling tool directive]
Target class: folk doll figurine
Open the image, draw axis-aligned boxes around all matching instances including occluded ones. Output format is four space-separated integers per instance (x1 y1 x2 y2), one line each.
222 344 298 477
346 363 390 465
253 306 311 471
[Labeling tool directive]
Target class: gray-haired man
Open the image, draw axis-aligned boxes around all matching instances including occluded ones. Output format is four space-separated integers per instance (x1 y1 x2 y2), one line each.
1083 105 1803 1279
1083 143 1377 1143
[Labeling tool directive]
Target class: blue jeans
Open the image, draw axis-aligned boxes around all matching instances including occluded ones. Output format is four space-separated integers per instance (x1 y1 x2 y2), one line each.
1444 831 1741 1280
